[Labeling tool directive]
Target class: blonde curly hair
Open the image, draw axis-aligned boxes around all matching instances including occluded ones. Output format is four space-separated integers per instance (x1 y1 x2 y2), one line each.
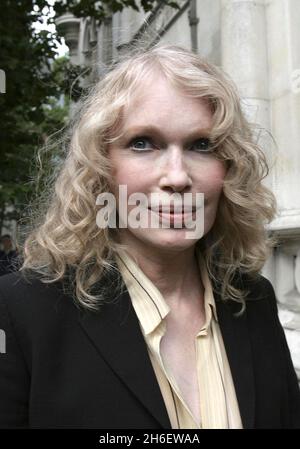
19 42 277 311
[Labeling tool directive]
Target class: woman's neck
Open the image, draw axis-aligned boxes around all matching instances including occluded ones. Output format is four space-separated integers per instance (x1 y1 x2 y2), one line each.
118 239 204 308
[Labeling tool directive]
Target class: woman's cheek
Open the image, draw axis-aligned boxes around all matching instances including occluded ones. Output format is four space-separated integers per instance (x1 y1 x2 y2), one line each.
208 163 226 191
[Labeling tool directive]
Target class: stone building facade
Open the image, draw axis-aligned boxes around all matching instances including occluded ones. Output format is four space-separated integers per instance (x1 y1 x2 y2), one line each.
56 0 300 381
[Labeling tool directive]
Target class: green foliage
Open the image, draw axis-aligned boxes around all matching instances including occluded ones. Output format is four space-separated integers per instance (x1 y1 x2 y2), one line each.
0 1 69 232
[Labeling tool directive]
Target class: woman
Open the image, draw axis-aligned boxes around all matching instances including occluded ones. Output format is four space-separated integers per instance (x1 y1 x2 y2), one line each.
0 44 299 429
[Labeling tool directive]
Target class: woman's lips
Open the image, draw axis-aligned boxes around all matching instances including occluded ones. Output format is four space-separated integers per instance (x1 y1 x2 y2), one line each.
148 207 196 226
148 206 196 213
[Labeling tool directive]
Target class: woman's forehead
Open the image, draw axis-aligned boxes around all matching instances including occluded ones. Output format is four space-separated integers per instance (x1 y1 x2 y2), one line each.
108 71 215 141
120 95 213 135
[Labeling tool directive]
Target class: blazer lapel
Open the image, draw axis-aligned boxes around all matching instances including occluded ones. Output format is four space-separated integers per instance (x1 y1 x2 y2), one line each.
213 286 255 429
77 281 171 429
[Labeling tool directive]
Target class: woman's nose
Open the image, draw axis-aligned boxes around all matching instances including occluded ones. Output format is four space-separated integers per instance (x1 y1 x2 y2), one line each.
158 147 192 192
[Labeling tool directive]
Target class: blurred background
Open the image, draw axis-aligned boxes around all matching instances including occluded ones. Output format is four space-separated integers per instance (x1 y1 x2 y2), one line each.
0 0 299 381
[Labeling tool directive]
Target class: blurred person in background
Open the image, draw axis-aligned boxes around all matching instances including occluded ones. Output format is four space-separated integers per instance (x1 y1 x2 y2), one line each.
0 234 19 277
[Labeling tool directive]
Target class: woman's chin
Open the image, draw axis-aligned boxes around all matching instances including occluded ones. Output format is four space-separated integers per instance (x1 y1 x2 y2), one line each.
129 227 200 251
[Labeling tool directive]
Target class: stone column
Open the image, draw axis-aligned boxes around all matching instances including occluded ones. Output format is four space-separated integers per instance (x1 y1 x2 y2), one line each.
55 13 81 65
266 0 300 383
265 0 300 233
221 0 300 381
221 0 270 134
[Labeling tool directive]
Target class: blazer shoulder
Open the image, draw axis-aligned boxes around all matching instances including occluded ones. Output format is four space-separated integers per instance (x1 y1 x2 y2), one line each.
234 271 276 303
0 270 75 325
0 270 63 301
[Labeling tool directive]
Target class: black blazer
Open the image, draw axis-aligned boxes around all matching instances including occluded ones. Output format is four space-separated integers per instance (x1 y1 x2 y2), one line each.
0 268 299 429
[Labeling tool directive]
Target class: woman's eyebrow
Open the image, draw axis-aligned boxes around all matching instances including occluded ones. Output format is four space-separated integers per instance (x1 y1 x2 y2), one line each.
122 125 212 141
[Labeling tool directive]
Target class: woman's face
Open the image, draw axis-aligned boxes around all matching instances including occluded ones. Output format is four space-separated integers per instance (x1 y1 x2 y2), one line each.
107 73 226 254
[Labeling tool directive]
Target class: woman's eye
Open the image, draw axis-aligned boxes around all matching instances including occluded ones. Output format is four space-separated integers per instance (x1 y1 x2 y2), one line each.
129 137 154 151
191 138 212 152
128 136 213 153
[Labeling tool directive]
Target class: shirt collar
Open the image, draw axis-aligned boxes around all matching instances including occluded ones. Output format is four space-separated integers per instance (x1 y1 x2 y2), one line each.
196 249 219 324
115 250 170 335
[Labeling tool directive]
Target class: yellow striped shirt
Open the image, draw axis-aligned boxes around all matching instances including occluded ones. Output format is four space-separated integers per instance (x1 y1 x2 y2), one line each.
115 249 243 429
